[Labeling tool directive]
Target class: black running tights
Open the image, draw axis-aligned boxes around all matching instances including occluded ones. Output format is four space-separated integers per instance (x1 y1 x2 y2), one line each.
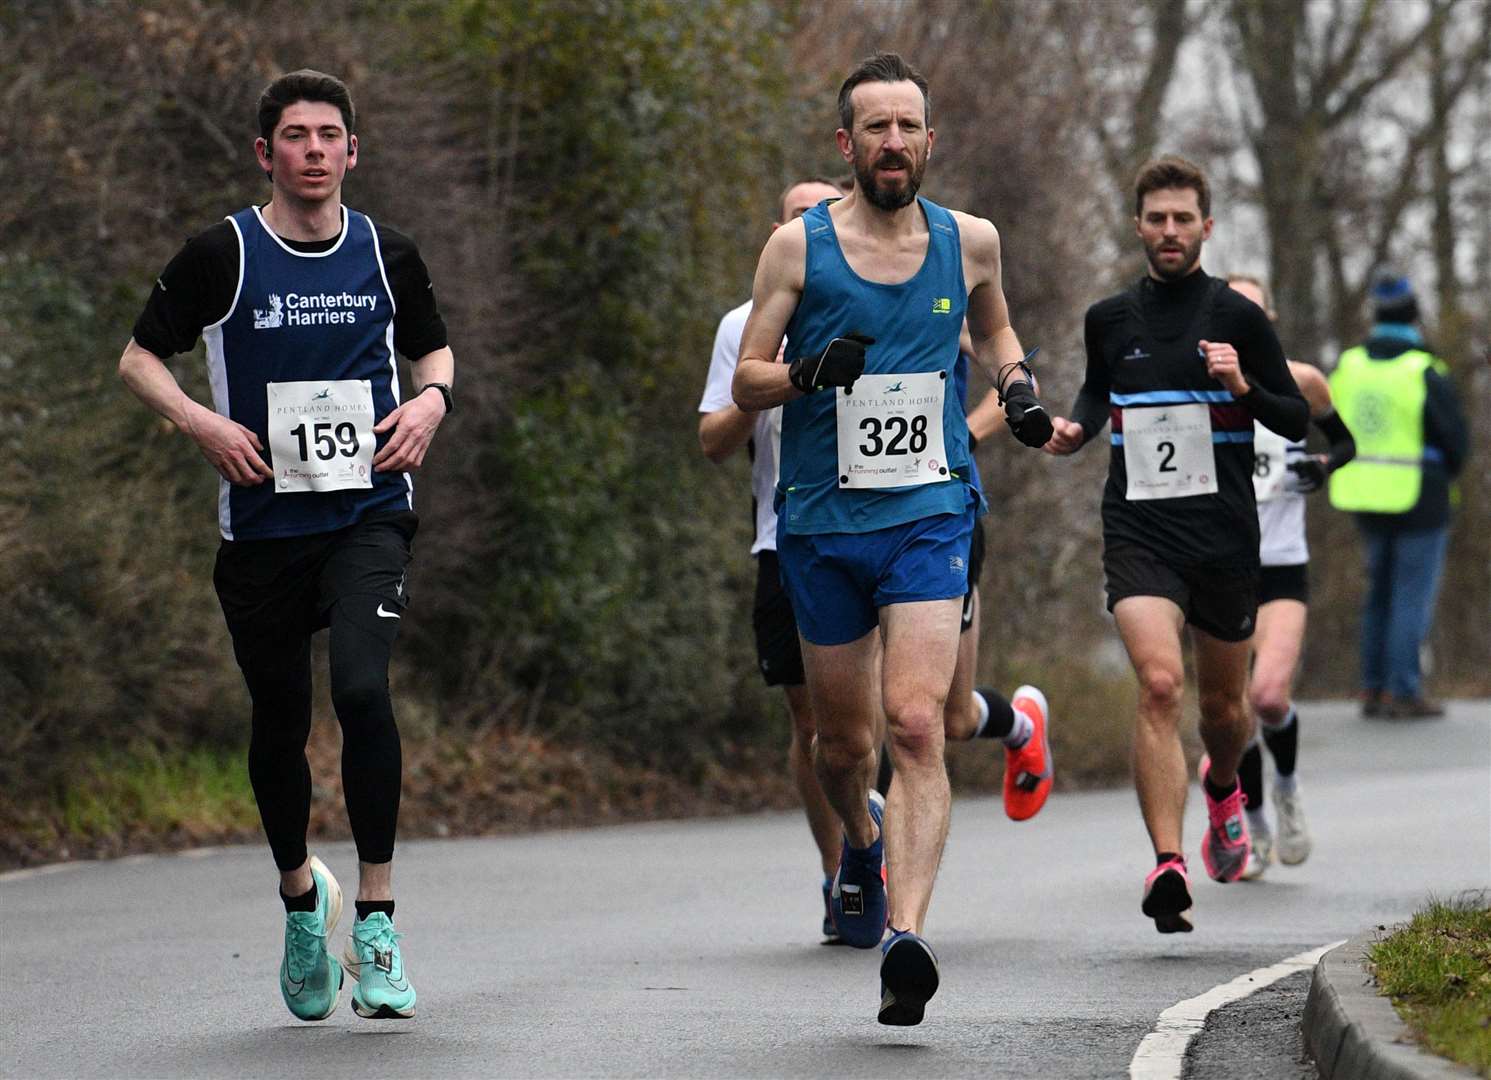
235 601 402 871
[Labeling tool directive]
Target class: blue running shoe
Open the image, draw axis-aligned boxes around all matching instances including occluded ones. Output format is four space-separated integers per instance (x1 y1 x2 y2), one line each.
280 855 344 1021
820 878 845 945
830 789 886 949
343 911 417 1019
879 929 940 1026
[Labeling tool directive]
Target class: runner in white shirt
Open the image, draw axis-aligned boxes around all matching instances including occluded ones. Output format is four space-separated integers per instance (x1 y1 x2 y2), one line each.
1226 276 1356 879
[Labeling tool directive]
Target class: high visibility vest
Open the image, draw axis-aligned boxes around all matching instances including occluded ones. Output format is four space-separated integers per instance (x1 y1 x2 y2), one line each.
1328 346 1434 513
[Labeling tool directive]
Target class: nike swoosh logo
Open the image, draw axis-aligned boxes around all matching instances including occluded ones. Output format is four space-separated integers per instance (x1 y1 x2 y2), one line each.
376 604 401 619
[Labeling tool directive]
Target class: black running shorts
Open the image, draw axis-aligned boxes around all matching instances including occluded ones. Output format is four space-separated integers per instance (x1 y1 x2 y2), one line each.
1258 562 1309 606
960 517 986 633
1103 540 1259 643
753 550 806 688
214 511 418 636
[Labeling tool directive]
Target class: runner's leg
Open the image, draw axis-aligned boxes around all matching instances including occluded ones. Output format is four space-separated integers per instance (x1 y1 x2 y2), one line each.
1248 599 1306 735
879 597 962 935
234 627 316 886
803 628 882 849
942 587 981 740
1114 596 1188 856
1192 628 1253 786
785 683 842 879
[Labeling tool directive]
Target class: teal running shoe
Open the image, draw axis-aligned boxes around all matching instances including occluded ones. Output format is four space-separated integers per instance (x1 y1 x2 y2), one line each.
280 855 344 1021
343 911 416 1019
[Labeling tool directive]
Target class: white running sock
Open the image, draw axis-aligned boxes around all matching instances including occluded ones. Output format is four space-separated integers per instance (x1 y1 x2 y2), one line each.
1002 707 1033 749
970 689 991 738
1273 772 1298 796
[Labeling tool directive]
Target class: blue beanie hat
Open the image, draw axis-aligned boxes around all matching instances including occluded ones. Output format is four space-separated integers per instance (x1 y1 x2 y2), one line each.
1370 269 1418 323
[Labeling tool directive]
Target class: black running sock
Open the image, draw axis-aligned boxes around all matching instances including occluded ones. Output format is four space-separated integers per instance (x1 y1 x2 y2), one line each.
974 688 1016 739
281 881 318 913
1203 772 1237 802
1156 851 1183 867
355 899 395 922
1238 742 1264 810
1262 707 1300 776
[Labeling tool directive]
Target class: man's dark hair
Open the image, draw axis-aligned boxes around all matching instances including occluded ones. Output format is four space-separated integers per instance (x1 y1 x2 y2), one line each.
778 176 842 221
258 69 355 144
837 52 930 133
1134 155 1210 218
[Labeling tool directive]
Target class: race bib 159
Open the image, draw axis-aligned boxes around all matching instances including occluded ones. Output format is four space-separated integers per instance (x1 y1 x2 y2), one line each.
266 379 375 493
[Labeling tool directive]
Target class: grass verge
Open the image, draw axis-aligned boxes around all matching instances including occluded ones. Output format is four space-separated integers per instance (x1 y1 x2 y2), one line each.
1369 892 1491 1078
0 662 1150 871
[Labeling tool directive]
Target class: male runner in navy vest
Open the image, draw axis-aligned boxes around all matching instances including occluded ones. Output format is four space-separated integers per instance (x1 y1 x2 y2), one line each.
119 70 451 1022
732 53 1051 1026
1043 157 1308 933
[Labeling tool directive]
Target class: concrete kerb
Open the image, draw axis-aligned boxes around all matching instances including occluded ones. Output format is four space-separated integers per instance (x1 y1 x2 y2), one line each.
1304 929 1481 1080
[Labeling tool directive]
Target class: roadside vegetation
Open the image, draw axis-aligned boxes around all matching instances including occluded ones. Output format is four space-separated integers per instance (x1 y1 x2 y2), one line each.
1370 893 1491 1078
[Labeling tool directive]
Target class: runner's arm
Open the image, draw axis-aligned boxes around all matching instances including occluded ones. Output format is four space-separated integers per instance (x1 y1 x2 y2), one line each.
1284 361 1354 490
699 309 758 462
373 346 454 472
1045 304 1111 455
964 385 1006 446
732 222 807 412
958 320 1007 446
699 407 756 463
1292 361 1355 469
1231 306 1308 440
118 338 272 485
959 215 1031 394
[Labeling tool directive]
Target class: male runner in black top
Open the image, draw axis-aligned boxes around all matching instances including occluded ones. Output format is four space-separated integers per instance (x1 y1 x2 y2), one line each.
120 69 451 1020
1044 156 1307 933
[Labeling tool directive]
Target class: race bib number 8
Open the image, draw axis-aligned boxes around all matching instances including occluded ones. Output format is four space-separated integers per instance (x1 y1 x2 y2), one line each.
1252 420 1289 502
1122 403 1218 501
267 379 375 493
836 371 951 490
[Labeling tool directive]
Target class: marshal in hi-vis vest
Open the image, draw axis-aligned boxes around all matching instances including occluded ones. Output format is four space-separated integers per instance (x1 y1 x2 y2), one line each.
1328 346 1435 513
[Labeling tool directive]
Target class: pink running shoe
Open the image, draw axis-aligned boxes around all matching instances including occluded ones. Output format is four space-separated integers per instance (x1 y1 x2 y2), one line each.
1141 856 1193 934
1198 755 1252 883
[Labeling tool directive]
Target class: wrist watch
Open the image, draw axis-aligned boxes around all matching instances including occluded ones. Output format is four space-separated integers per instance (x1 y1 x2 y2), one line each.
421 382 454 415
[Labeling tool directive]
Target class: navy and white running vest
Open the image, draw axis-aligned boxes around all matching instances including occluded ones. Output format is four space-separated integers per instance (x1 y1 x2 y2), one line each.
204 206 409 540
778 197 974 535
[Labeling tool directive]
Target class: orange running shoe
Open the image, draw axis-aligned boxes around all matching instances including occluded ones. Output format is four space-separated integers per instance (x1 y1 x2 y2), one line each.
1004 685 1053 821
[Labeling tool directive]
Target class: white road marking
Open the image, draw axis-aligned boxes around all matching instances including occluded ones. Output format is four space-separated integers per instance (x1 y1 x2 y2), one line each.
1128 939 1346 1079
0 844 239 882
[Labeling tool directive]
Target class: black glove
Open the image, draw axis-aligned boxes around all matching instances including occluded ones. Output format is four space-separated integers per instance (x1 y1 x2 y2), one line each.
1287 455 1329 494
788 333 873 393
1003 380 1053 448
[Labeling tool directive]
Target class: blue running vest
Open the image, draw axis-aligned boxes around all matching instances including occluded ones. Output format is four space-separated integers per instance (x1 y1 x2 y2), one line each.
779 197 974 534
204 206 410 540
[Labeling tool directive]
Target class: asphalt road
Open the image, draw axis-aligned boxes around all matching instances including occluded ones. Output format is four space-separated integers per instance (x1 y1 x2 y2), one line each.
3 699 1487 1079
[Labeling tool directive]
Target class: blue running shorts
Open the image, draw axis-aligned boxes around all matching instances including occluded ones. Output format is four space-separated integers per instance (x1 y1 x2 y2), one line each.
777 505 976 646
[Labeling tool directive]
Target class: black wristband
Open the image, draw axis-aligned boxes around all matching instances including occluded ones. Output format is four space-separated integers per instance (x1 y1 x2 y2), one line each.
421 382 454 415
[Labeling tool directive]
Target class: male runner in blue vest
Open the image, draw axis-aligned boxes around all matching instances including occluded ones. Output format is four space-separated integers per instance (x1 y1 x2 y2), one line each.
732 52 1050 1026
119 70 451 1022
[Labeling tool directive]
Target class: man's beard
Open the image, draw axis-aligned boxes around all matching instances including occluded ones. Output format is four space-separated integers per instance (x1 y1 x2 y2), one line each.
1144 234 1203 280
853 147 925 212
